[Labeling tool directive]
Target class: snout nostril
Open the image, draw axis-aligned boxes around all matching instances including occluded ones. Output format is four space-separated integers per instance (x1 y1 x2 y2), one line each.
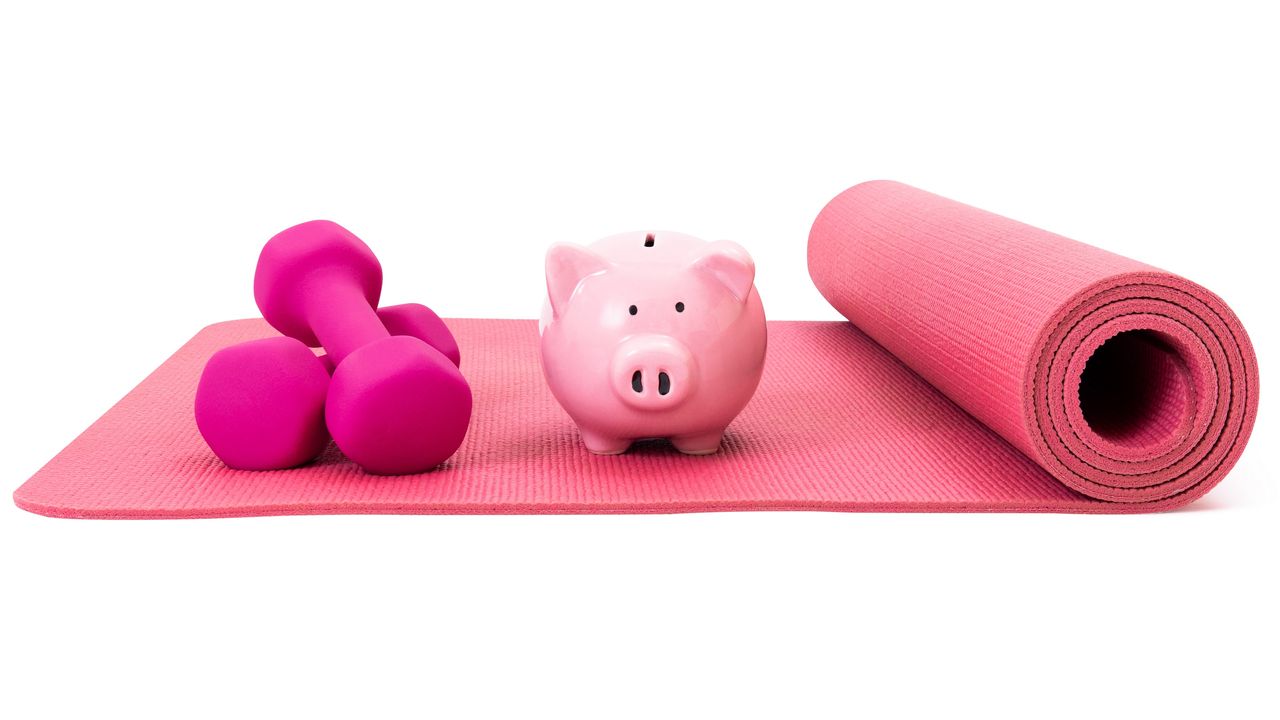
631 370 643 393
658 372 671 396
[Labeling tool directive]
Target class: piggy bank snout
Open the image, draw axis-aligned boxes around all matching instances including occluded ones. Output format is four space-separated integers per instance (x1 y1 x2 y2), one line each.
611 335 697 410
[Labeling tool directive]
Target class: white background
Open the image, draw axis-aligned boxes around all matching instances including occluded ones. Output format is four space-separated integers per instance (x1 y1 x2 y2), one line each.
1 1 1275 718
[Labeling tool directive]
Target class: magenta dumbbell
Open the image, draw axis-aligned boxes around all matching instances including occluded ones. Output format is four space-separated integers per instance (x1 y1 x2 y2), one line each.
195 304 463 471
254 221 471 474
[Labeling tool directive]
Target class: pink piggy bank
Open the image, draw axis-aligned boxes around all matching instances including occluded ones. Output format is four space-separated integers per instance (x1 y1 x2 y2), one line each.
539 231 767 455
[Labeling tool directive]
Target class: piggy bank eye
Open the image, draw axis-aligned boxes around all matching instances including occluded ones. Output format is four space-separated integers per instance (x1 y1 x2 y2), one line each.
628 305 638 316
675 302 685 313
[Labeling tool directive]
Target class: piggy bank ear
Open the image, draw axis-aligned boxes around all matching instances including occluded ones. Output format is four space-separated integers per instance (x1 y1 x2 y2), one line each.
692 240 755 303
546 243 613 318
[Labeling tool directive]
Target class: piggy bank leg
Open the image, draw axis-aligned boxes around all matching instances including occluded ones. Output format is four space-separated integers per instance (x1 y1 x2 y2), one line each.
672 431 724 455
579 429 631 455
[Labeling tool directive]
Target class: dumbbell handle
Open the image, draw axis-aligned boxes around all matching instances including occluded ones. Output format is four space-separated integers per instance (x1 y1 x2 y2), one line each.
305 272 393 365
315 304 461 373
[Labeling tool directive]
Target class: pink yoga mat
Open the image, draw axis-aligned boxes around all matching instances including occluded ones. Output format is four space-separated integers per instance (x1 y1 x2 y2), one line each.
13 182 1259 518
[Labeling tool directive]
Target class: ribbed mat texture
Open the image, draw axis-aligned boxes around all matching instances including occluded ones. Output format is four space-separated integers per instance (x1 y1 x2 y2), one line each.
13 182 1258 517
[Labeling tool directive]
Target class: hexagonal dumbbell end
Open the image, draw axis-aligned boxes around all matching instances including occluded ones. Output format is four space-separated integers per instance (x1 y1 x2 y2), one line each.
195 336 330 470
326 336 472 474
377 303 461 368
254 219 384 356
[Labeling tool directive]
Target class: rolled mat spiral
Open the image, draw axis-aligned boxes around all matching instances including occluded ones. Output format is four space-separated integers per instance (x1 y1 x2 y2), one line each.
809 181 1259 507
12 181 1259 518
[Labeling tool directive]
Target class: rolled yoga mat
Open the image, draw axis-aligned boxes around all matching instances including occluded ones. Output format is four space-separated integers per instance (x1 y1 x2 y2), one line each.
13 182 1259 518
809 181 1259 508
